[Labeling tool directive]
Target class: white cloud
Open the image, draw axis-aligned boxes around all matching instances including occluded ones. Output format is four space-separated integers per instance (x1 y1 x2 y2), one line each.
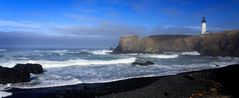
0 19 233 39
0 20 40 29
0 20 66 36
53 22 146 37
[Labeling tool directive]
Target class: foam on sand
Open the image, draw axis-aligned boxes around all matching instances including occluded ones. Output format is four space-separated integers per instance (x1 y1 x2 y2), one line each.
0 91 12 98
17 78 82 89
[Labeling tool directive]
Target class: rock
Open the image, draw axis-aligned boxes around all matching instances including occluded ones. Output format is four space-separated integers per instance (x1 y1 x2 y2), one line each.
109 47 114 50
214 64 220 67
113 30 239 57
0 66 30 84
0 63 44 84
132 59 154 66
13 63 44 74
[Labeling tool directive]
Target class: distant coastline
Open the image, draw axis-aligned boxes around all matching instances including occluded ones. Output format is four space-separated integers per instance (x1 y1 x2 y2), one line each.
113 30 239 57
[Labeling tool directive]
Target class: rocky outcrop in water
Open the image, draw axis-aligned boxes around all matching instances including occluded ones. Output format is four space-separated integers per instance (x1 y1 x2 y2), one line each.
0 63 44 84
0 66 30 84
113 30 239 57
132 59 154 66
14 63 44 74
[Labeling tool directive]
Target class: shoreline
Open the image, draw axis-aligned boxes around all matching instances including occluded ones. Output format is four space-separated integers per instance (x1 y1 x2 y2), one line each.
4 64 239 98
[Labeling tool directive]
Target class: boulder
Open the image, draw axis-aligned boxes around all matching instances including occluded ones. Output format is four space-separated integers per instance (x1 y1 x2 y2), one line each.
13 63 44 74
0 66 30 84
132 60 154 66
0 63 44 84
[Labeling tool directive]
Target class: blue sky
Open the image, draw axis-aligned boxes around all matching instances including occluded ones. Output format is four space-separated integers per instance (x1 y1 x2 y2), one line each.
0 0 239 48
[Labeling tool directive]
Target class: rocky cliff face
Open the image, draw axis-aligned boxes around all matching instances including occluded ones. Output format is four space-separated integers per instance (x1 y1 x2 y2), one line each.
113 30 239 57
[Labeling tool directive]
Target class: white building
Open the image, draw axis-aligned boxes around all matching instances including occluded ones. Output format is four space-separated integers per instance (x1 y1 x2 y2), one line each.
201 17 207 34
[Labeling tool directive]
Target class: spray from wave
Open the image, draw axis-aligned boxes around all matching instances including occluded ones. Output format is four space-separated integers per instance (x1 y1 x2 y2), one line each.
89 50 113 55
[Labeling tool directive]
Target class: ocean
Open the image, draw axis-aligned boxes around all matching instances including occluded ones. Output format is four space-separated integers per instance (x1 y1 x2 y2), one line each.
0 48 239 97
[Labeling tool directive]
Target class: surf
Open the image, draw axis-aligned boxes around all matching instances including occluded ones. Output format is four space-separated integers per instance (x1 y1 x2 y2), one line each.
0 57 137 68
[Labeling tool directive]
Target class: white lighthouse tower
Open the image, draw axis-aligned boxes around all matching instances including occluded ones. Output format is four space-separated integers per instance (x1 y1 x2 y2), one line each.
201 17 207 34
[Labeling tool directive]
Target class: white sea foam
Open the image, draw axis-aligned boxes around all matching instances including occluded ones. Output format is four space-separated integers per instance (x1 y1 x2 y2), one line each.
33 49 113 55
210 61 239 67
15 75 163 89
180 51 200 55
0 49 6 52
145 54 179 59
2 60 237 89
0 91 12 98
124 53 145 56
89 50 113 55
125 53 139 55
0 57 136 68
17 78 81 89
33 50 69 53
17 57 29 60
12 62 227 88
33 50 83 54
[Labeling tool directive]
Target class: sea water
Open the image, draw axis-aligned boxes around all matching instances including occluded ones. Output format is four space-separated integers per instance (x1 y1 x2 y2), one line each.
0 48 238 97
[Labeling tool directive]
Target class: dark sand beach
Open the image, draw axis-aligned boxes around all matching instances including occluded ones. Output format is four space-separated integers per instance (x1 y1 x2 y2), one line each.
5 64 239 98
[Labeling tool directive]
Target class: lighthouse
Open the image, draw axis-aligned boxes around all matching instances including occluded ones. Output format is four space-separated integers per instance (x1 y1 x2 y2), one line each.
201 17 207 34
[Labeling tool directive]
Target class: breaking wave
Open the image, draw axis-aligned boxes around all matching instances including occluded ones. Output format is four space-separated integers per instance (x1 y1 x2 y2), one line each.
0 57 136 68
33 50 80 55
33 49 113 55
89 50 113 55
179 51 200 55
145 54 179 59
33 50 69 53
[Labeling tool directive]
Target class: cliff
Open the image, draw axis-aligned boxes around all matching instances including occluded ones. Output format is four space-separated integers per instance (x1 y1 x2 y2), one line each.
113 30 239 57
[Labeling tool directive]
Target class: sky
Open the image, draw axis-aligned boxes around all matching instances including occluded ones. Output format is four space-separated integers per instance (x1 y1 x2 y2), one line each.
0 0 239 48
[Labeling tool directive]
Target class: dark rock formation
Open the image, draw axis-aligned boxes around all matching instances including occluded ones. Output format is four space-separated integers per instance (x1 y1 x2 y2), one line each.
13 63 44 74
0 66 30 84
132 60 154 66
0 63 43 84
113 30 239 57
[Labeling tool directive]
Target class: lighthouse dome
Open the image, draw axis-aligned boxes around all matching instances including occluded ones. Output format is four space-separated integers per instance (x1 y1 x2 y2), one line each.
202 17 206 23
